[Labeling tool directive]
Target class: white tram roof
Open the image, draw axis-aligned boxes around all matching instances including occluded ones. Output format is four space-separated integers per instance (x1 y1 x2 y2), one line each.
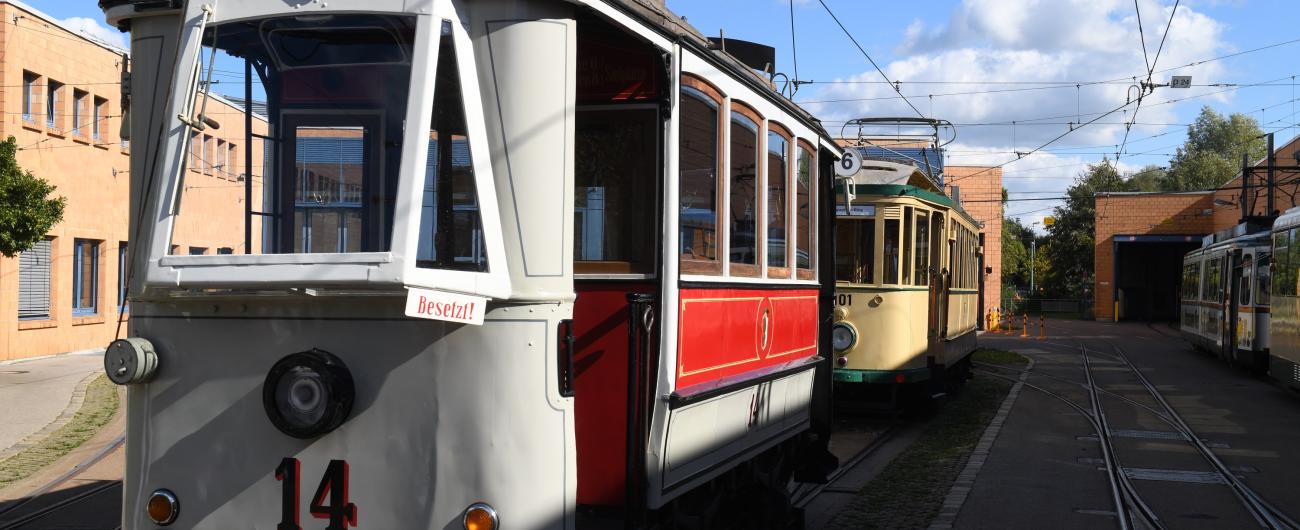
1275 205 1300 233
600 0 843 156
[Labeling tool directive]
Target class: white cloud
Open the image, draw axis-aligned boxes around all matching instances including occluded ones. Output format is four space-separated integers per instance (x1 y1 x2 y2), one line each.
802 0 1231 209
59 16 127 49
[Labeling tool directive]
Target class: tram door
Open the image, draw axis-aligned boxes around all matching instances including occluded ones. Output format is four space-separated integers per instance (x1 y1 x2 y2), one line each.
568 16 665 520
1226 251 1244 361
928 212 946 341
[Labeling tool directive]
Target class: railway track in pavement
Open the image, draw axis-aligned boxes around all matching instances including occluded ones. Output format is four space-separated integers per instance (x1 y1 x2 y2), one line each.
977 329 1299 529
0 434 124 530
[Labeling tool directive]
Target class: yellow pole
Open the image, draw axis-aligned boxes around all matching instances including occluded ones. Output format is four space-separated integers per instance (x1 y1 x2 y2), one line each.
1038 314 1046 340
1021 314 1029 337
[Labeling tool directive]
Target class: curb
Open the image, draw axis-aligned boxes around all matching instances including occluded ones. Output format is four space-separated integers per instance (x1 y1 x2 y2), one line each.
0 348 105 366
0 372 99 463
928 358 1034 530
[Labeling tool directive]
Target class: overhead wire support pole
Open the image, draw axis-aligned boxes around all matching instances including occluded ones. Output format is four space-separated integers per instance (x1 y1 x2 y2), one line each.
816 0 926 119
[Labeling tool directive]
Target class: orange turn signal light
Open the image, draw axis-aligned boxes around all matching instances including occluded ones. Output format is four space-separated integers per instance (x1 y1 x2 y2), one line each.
146 489 179 525
463 502 498 530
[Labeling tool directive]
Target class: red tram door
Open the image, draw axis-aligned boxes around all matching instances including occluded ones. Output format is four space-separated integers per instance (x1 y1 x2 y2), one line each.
570 16 665 524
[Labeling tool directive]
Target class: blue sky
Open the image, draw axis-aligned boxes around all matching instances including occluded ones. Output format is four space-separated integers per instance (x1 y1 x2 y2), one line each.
34 0 1300 227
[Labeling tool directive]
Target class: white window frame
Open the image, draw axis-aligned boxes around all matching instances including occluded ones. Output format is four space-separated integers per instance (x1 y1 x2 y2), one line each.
140 0 510 299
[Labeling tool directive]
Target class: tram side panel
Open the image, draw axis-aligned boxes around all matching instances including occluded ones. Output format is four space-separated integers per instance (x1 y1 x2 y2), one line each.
1270 224 1300 389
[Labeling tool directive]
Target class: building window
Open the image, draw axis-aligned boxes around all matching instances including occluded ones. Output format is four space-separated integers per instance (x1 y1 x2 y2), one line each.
117 243 128 311
216 139 227 177
679 82 722 275
190 131 200 171
188 246 208 255
72 89 87 135
22 71 38 122
228 143 238 178
729 103 761 277
19 238 52 320
93 96 107 140
217 247 234 255
46 80 63 129
73 239 99 316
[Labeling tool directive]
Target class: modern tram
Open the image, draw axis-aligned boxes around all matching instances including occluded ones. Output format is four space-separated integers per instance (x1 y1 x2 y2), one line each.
1267 209 1300 390
830 120 980 403
1179 229 1272 372
98 0 843 528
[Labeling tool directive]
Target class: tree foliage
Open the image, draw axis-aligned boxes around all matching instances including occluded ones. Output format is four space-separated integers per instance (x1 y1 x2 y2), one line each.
1041 159 1132 297
0 136 65 257
1159 107 1265 191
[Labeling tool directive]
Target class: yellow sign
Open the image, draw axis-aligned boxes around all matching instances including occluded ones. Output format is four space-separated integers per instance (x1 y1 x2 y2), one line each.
1043 217 1055 226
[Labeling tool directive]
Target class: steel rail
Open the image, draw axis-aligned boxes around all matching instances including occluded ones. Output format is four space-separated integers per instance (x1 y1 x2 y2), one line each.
0 433 125 520
972 361 1174 424
791 425 898 509
1110 344 1297 530
1080 344 1165 530
973 366 1162 529
0 480 120 530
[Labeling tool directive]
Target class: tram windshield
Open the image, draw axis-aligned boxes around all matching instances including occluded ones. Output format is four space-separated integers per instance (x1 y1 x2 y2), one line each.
167 14 484 270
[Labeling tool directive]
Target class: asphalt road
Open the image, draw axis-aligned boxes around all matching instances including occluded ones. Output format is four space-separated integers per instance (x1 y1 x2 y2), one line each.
958 319 1300 529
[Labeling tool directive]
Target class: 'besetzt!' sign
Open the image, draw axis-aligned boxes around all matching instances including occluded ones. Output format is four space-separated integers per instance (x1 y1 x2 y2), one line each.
405 287 487 326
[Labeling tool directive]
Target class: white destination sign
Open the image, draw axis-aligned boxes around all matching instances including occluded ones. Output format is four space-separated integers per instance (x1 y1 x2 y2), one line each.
835 204 876 217
405 287 487 325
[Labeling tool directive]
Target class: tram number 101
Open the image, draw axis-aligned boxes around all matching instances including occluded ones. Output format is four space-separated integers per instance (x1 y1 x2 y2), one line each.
835 294 853 307
276 457 358 530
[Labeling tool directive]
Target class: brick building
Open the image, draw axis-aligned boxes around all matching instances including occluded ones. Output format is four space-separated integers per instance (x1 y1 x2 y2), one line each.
0 0 265 361
946 166 1003 318
1093 135 1300 321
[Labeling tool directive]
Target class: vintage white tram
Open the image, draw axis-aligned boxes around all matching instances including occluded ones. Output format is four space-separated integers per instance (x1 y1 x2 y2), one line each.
97 0 842 528
1180 228 1272 372
829 120 980 403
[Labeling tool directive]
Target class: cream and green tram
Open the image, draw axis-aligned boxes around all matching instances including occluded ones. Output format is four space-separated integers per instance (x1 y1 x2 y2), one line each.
830 162 980 400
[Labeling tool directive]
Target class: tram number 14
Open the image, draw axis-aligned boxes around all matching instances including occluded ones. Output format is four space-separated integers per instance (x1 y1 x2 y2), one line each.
276 457 358 530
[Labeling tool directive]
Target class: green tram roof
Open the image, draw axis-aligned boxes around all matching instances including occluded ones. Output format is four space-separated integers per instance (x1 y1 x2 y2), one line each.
837 183 981 227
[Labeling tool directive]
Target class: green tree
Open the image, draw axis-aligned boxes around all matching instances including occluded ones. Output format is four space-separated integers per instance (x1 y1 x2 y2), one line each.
1128 165 1166 192
1001 217 1030 289
0 136 65 257
1041 159 1133 297
1159 107 1266 191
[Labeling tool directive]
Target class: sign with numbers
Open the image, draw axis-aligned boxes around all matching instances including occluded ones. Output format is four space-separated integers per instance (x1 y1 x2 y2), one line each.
835 148 863 177
1170 76 1192 88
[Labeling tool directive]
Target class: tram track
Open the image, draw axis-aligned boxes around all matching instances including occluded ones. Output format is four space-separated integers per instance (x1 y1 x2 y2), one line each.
790 424 898 509
980 324 1299 529
0 434 124 530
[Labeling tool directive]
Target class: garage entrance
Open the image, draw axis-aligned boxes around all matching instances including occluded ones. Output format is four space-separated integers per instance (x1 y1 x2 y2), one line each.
1113 235 1204 322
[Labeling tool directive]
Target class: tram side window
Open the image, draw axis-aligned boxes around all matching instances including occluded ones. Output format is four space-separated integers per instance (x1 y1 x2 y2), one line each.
767 127 790 276
902 207 913 285
1240 254 1252 306
915 211 929 286
1205 259 1221 302
418 21 487 271
834 218 875 284
574 107 657 274
795 145 816 279
679 84 721 275
729 106 761 277
1274 233 1290 297
883 217 901 284
1257 253 1271 305
1290 229 1300 296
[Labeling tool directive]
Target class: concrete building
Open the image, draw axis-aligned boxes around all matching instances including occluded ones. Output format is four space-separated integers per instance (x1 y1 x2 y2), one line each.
0 1 265 361
1093 135 1300 321
946 166 1003 317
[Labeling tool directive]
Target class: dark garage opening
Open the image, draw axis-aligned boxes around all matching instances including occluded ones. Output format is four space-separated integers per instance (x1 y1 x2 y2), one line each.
1113 236 1203 322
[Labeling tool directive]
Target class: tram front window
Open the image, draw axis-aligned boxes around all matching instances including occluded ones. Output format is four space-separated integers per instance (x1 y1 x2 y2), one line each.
171 14 416 255
834 218 875 284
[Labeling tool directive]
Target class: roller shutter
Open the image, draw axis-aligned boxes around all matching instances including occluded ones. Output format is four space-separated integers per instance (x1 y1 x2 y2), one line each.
19 239 52 319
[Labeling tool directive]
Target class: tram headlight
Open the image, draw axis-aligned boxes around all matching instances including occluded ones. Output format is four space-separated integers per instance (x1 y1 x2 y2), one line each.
262 349 355 439
832 322 858 353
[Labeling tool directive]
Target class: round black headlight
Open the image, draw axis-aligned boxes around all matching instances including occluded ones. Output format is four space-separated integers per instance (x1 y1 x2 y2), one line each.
263 349 355 439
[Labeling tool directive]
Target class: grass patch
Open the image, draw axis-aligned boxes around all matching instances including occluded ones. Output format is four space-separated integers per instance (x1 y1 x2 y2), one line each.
0 375 119 490
827 374 1014 529
972 348 1030 367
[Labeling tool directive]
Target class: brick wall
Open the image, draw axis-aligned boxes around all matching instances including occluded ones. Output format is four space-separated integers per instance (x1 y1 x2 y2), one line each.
946 166 1003 322
1093 192 1215 320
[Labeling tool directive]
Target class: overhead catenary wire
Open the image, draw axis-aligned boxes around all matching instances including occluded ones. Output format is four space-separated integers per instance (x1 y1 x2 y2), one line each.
815 0 926 118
